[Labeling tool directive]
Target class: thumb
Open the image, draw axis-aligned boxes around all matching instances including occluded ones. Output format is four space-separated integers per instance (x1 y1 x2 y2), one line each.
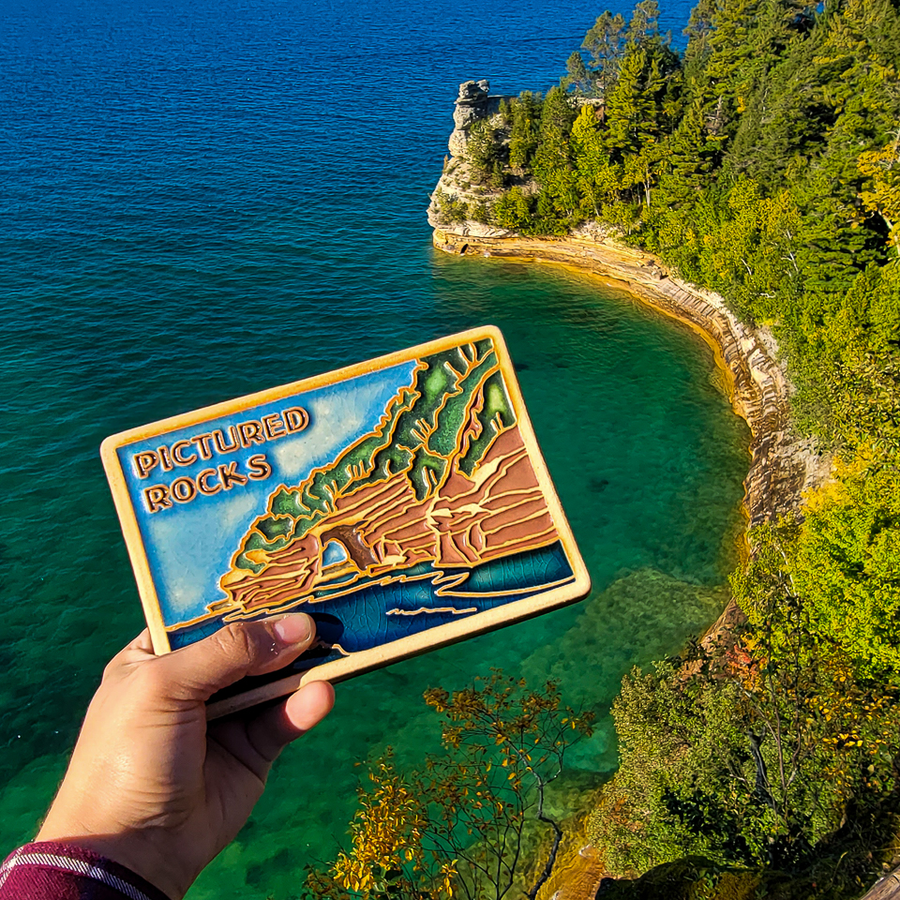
157 614 316 702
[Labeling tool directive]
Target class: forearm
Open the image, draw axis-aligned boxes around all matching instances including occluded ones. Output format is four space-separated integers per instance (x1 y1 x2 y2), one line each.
15 616 333 900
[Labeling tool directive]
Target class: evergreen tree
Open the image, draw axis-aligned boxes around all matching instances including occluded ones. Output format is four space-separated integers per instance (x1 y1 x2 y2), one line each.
571 105 619 217
465 119 498 185
581 10 628 97
532 87 578 229
563 50 592 95
655 97 716 208
724 19 832 191
604 47 653 158
492 186 534 232
508 91 541 174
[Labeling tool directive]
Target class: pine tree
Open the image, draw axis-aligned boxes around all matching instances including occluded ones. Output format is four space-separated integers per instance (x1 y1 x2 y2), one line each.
492 186 534 233
532 87 578 229
626 0 662 46
571 105 619 217
604 47 652 158
581 11 628 97
508 91 541 174
655 97 716 208
563 51 591 96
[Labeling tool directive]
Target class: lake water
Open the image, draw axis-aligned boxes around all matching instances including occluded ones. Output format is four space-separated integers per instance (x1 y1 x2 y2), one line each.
0 0 748 896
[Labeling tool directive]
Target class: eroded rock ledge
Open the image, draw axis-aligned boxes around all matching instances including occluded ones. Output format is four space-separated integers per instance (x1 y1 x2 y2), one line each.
431 227 830 531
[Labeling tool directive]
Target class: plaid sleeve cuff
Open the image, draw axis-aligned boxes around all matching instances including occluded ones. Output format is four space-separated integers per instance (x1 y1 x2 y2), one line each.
0 841 171 900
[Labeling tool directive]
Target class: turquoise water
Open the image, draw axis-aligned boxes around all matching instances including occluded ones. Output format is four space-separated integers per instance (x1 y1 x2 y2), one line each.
0 0 747 895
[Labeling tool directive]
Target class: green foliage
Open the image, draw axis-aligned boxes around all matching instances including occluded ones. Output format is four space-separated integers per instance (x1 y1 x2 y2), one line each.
859 135 900 257
432 188 469 225
440 3 900 890
786 262 900 453
789 467 900 682
646 177 804 321
465 120 499 185
590 545 900 878
563 50 592 96
580 10 627 97
531 87 578 232
604 47 653 157
589 661 765 873
652 97 717 209
508 92 541 174
571 105 619 218
492 186 534 233
468 200 492 225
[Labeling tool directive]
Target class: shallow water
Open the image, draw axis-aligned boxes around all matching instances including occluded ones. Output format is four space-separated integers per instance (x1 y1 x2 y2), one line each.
0 0 747 895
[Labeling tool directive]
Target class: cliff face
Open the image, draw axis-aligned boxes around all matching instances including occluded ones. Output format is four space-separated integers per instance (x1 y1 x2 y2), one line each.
428 231 829 530
428 86 831 533
427 79 517 240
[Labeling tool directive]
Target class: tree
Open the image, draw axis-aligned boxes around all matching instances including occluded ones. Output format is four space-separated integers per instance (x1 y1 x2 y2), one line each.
859 133 900 257
432 189 470 225
653 97 716 209
532 87 578 230
508 92 541 174
309 674 594 900
626 0 662 47
787 466 900 682
571 105 619 217
604 47 653 158
589 512 900 879
787 263 900 452
492 186 534 233
581 11 628 98
563 51 592 96
466 120 498 186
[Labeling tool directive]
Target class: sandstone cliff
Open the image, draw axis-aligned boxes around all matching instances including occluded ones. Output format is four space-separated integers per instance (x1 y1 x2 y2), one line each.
427 79 519 239
429 230 830 530
428 83 830 529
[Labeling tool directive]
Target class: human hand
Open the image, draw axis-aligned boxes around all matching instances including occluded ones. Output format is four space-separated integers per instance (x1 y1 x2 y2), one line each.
37 614 334 899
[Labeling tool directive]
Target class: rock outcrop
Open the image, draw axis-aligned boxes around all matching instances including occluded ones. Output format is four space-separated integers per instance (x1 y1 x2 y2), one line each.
450 79 492 152
427 80 517 239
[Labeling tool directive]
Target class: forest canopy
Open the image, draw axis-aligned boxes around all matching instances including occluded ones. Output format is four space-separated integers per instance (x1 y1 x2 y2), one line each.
343 2 900 897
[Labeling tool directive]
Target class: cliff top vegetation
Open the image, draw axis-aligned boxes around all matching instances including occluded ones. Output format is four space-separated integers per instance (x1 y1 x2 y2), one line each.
327 1 900 897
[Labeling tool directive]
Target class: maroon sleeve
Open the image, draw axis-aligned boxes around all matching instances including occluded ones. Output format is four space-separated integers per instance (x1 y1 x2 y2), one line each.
0 841 171 900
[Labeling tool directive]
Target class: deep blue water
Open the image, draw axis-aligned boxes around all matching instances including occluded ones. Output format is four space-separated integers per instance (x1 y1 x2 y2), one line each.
0 1 746 897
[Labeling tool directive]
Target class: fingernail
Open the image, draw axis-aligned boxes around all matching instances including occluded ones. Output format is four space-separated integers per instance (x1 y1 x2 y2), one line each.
273 614 312 645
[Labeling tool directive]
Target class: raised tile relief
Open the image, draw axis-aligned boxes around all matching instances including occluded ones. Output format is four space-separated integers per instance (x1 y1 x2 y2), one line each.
205 338 565 625
104 328 587 709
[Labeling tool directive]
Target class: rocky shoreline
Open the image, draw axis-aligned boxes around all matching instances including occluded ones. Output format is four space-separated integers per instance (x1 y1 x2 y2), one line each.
425 74 863 900
431 227 830 532
427 225 831 900
428 80 831 545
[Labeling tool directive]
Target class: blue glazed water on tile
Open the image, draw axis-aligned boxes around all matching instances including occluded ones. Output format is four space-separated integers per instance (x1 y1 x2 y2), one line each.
0 0 746 896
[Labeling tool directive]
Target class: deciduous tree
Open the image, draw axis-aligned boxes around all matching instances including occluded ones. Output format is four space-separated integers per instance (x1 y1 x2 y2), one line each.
308 674 593 900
